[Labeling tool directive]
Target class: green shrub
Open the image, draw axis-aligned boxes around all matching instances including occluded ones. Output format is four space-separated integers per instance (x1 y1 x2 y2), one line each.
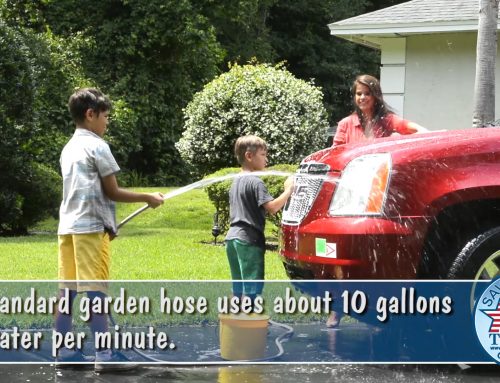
0 163 61 235
177 62 328 176
0 20 67 234
29 0 224 185
204 167 240 234
117 169 150 188
204 164 298 236
17 29 92 170
16 163 62 231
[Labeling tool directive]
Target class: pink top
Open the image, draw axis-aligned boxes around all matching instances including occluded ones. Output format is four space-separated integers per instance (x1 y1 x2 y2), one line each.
333 113 414 146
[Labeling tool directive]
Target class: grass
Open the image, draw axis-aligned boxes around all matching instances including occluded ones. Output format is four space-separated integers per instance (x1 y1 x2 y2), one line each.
0 281 328 328
0 187 288 280
0 188 327 327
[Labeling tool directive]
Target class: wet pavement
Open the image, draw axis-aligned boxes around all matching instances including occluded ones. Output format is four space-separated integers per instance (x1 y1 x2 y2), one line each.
1 363 500 383
0 322 498 382
2 322 489 364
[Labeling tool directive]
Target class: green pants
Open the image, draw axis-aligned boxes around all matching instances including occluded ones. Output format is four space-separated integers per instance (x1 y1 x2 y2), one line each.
225 239 264 296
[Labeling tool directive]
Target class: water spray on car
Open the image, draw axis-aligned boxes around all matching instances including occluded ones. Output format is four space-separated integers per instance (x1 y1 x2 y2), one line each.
117 170 293 230
113 170 297 363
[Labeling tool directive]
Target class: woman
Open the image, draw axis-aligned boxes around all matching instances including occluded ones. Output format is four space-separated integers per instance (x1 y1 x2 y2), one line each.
333 74 426 146
327 75 426 328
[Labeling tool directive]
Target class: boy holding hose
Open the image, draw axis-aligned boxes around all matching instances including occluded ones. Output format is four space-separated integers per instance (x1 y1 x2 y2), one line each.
225 135 294 307
56 88 163 372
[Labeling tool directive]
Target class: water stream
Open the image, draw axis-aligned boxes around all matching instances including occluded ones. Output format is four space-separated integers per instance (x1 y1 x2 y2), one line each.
117 170 293 229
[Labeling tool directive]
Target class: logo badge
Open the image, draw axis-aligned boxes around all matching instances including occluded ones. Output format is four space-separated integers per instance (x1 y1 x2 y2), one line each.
474 278 500 364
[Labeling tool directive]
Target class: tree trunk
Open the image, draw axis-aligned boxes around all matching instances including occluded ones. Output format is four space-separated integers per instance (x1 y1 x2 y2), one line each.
472 0 499 128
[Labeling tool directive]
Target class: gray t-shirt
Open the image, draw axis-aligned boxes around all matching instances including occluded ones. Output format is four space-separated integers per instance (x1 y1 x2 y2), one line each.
225 174 274 249
58 128 120 235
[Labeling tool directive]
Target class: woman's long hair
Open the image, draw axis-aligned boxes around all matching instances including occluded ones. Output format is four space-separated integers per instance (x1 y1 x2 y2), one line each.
352 75 394 136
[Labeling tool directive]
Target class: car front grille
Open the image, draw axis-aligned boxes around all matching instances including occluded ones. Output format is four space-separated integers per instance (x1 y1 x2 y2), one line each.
281 163 328 225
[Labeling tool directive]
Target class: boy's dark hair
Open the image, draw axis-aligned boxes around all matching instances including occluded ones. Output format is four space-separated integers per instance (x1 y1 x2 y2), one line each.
234 135 268 165
68 88 112 123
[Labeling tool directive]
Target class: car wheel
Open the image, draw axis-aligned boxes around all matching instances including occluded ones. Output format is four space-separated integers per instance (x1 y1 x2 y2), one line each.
446 227 500 370
447 226 500 280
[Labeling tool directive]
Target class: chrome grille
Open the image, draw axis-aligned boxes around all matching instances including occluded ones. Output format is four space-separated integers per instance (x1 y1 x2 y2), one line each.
281 163 328 225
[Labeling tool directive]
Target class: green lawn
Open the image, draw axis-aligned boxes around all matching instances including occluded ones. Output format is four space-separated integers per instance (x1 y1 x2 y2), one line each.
0 187 288 281
0 189 331 328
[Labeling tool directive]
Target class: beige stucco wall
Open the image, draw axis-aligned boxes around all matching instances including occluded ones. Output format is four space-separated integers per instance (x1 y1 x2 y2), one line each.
403 32 500 131
380 38 407 116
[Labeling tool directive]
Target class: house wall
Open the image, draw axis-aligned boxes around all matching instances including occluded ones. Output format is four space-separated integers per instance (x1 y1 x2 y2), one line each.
402 32 500 130
380 38 406 116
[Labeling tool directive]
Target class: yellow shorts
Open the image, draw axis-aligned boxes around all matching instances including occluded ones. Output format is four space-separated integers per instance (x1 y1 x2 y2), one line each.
58 232 110 293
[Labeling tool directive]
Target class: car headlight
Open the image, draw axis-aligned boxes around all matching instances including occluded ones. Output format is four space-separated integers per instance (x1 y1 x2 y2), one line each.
329 153 391 216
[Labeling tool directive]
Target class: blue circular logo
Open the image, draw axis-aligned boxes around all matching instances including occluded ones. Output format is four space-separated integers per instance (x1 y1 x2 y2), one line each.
474 278 500 364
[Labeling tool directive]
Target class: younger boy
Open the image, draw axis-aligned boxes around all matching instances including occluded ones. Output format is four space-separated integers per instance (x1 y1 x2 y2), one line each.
56 88 164 372
225 135 294 303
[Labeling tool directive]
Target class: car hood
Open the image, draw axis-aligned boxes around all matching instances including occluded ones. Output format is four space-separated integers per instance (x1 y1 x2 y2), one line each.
303 127 500 172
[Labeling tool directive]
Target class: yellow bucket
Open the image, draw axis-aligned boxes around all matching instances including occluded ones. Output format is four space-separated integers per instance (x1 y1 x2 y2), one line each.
218 366 264 383
219 313 269 361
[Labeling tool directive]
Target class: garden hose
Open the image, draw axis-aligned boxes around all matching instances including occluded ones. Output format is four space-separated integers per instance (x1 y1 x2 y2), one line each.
107 313 294 364
113 170 295 363
117 170 292 230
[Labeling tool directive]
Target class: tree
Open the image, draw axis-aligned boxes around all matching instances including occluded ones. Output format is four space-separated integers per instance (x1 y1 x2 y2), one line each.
1 0 415 185
473 0 499 128
0 20 62 234
176 63 328 176
201 1 393 125
267 0 378 124
37 0 224 184
203 0 383 125
365 0 408 12
200 0 277 64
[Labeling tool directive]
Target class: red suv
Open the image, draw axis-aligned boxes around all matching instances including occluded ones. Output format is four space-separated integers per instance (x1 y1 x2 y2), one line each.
280 128 500 281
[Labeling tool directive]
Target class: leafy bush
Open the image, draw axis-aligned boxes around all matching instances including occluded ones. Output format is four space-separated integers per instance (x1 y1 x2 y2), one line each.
0 16 146 233
0 20 66 234
0 19 34 130
204 164 298 236
177 62 328 176
105 98 141 168
204 167 239 234
117 169 150 188
0 162 61 235
14 163 61 231
32 0 224 185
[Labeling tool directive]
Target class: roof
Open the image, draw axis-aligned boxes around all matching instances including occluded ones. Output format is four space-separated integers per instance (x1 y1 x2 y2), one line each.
328 0 499 48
